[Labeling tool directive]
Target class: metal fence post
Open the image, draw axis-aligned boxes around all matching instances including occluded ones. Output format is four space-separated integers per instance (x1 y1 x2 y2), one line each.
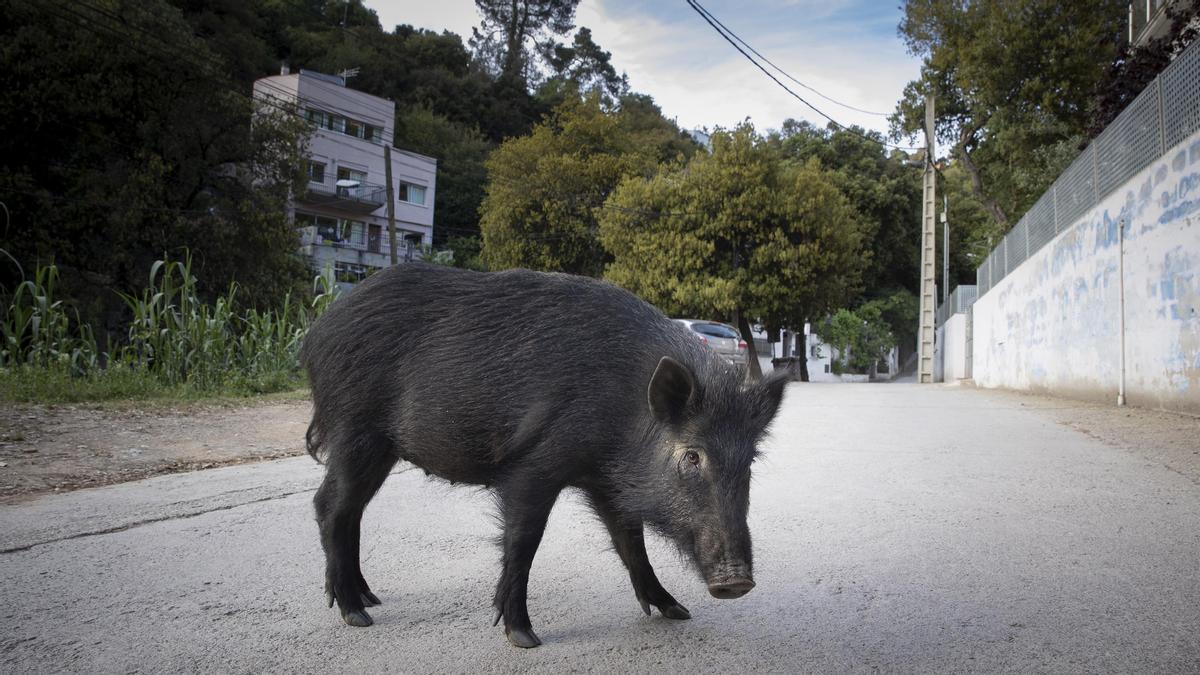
1052 185 1059 234
1157 76 1166 156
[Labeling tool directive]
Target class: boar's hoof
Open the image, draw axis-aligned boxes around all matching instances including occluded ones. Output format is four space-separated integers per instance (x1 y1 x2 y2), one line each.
505 626 542 649
341 608 374 627
361 590 381 607
658 602 691 620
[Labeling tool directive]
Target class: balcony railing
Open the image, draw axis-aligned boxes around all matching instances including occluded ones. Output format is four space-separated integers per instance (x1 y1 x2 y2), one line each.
298 228 414 258
298 181 387 213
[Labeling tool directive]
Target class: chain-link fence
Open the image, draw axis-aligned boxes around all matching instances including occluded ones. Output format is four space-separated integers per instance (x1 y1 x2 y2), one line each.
936 285 978 327
976 38 1200 297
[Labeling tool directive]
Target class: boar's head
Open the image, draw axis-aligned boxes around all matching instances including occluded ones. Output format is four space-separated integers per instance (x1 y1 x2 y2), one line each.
630 356 787 599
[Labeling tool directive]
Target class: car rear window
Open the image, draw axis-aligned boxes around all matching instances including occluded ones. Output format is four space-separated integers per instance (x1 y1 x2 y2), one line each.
691 323 740 339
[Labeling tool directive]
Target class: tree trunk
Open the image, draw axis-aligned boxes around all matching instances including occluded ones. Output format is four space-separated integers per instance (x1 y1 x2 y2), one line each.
955 127 1010 231
735 310 763 381
798 329 810 382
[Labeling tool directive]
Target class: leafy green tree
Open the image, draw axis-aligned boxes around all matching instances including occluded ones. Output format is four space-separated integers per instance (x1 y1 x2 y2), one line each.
538 27 628 106
0 0 309 334
823 304 894 375
479 93 687 276
599 125 869 379
892 0 1126 230
394 105 493 253
470 0 579 89
773 120 922 298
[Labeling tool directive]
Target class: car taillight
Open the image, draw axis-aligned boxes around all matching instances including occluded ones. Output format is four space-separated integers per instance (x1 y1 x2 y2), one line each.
738 340 747 350
696 334 708 344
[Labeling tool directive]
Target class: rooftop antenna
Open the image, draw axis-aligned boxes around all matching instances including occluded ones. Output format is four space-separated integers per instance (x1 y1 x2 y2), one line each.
337 67 360 82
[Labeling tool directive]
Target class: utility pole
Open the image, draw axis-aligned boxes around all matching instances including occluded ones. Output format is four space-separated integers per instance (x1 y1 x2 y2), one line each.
917 94 937 384
383 144 398 265
942 194 949 305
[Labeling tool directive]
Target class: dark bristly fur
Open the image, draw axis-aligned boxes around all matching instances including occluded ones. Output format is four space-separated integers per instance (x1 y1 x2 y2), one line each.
301 263 788 647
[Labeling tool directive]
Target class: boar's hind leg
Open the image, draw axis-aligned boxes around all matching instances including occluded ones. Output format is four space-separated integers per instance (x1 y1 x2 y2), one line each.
587 490 691 621
492 481 562 648
313 438 397 628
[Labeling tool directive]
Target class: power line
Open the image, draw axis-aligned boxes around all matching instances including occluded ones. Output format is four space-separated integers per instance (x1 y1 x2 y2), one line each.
690 2 890 117
685 0 921 152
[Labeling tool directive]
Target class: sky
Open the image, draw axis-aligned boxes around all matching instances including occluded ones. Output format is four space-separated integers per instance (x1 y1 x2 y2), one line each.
369 0 923 138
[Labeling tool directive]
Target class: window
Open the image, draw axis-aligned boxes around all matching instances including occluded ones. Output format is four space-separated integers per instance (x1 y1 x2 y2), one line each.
398 182 426 205
345 220 367 247
337 167 367 184
305 107 383 144
334 262 368 284
296 212 342 242
306 161 325 183
691 323 740 339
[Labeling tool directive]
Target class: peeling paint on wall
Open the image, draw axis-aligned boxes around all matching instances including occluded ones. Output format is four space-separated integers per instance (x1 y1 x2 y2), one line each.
973 131 1200 413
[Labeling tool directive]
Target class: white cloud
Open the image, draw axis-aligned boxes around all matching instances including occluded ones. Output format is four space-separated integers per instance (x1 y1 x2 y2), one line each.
368 0 920 137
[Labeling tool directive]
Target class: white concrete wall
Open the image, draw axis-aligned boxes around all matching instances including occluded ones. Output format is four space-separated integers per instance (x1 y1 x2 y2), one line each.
933 323 945 383
942 313 969 381
972 130 1200 412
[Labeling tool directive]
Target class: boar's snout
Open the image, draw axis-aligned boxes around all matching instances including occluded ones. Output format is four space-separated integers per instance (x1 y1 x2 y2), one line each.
707 577 755 599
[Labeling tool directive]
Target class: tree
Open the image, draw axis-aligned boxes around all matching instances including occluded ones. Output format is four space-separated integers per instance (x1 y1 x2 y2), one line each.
599 125 869 380
479 93 689 276
0 0 310 336
538 27 628 106
774 120 922 298
823 304 895 375
892 0 1126 231
394 105 493 256
470 0 579 89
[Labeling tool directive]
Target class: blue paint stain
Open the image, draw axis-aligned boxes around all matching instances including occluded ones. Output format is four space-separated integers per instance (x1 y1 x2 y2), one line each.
1173 150 1188 172
1096 212 1120 251
1162 277 1176 300
1160 247 1198 324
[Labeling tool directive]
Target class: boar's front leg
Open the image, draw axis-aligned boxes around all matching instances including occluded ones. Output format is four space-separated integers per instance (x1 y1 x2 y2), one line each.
587 489 691 620
492 478 562 648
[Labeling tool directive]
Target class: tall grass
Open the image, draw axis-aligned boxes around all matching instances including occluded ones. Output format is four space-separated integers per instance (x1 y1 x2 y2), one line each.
0 253 338 402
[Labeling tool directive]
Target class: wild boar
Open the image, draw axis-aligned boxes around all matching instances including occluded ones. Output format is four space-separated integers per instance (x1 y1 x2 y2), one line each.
301 264 787 648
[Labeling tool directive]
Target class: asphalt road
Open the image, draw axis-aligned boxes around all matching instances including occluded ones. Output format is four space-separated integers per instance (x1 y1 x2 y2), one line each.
2 383 1198 673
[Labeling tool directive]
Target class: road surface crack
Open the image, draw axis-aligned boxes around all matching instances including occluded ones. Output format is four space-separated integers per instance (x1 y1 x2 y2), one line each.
0 486 318 555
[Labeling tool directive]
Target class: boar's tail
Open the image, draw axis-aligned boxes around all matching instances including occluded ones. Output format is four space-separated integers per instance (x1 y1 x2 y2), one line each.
305 419 324 464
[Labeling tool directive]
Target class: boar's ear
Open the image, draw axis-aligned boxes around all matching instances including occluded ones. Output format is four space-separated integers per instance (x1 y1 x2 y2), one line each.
648 356 696 425
750 369 789 431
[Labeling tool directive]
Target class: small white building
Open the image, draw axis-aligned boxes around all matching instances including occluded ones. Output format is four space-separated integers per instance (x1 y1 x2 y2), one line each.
253 68 437 285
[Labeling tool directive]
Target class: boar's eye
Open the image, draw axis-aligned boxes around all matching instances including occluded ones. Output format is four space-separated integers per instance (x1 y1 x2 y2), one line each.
684 450 700 466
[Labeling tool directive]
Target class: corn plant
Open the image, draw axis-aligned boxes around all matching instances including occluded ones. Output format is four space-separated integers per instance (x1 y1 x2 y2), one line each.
118 255 239 389
0 262 99 375
3 251 340 400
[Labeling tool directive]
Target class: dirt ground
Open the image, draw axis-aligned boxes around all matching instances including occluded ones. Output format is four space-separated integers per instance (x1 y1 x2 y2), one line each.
957 384 1200 485
0 384 1196 504
0 397 312 503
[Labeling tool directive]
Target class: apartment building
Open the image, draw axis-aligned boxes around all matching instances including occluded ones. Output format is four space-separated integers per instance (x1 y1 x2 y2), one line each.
253 67 436 285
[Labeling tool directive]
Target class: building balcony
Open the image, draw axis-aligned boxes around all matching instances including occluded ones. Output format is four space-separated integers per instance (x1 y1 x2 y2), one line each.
298 181 387 214
298 229 416 264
